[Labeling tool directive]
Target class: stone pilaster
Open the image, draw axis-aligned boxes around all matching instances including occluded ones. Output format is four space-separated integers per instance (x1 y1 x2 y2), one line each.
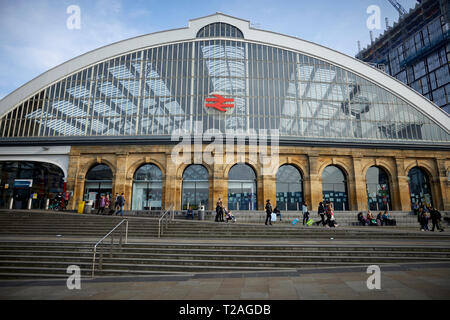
308 155 322 209
435 158 448 210
352 156 367 211
114 153 130 209
394 157 412 211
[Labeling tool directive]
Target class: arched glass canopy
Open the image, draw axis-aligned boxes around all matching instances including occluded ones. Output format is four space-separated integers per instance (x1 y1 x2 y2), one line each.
1 24 449 144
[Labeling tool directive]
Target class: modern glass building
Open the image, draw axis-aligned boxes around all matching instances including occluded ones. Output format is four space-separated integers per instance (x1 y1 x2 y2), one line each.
0 13 449 212
357 0 450 114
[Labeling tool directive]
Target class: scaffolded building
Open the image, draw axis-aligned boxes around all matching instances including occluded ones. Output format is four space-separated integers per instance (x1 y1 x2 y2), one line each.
356 0 450 113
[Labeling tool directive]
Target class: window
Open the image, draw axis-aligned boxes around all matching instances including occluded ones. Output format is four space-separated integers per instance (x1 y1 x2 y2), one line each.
322 165 349 211
228 164 257 210
182 165 209 210
276 165 303 211
132 164 162 210
196 23 243 39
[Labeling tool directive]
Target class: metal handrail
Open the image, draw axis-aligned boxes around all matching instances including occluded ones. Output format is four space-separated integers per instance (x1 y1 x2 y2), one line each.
91 219 128 278
158 205 174 238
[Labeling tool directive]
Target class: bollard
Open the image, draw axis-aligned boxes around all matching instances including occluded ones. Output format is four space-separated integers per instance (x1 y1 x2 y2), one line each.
27 198 32 210
45 198 50 210
8 198 13 210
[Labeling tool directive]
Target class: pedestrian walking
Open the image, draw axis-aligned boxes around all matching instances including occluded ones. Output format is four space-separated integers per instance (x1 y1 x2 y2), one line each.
97 195 106 215
316 202 326 226
326 202 338 228
302 201 309 226
265 199 273 225
116 193 125 216
114 193 120 213
430 207 444 232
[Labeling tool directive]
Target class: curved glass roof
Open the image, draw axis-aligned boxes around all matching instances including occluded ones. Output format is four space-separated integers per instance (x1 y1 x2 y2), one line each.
0 22 449 145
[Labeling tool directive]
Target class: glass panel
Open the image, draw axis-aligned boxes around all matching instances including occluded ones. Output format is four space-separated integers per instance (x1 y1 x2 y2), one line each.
366 166 391 211
228 164 257 210
322 165 348 211
182 165 209 209
408 167 433 208
276 165 303 211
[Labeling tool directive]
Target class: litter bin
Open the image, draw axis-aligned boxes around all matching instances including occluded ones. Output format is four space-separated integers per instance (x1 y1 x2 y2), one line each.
84 200 93 214
198 205 205 220
77 201 85 214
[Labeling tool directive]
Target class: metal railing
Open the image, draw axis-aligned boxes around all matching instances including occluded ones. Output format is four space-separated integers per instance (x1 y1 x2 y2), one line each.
158 205 174 238
91 219 128 278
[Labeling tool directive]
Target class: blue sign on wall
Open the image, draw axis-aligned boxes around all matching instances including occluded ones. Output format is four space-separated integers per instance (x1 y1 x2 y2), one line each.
13 180 33 188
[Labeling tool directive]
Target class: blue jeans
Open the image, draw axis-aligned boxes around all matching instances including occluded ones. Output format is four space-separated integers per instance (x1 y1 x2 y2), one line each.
117 205 124 216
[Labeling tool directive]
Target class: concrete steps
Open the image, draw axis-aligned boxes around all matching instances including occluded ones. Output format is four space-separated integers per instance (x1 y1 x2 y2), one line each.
1 241 449 280
1 210 449 240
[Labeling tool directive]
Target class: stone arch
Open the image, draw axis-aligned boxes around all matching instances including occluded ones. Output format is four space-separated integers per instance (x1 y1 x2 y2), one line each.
224 160 259 179
127 158 166 181
176 162 213 181
318 160 351 181
80 159 116 180
277 160 307 180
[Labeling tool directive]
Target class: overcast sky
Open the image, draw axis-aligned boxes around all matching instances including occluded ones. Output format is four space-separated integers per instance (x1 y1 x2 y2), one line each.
0 0 419 100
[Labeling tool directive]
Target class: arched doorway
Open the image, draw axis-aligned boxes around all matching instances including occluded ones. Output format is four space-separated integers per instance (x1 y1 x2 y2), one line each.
132 164 162 210
228 163 257 211
181 165 209 210
84 164 113 209
276 165 303 211
322 165 349 211
0 161 65 209
366 166 391 211
408 167 433 208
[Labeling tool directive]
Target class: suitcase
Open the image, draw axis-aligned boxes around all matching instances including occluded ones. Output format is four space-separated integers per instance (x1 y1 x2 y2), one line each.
306 218 314 226
292 218 299 225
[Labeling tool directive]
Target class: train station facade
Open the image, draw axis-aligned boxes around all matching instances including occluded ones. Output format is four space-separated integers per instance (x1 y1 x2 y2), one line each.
0 13 449 212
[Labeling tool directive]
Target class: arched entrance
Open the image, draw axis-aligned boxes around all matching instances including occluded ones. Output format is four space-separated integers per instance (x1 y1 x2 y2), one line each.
228 163 257 211
84 164 113 209
132 164 163 210
408 167 433 208
322 165 349 211
0 161 65 209
366 166 392 211
276 165 303 211
181 165 209 210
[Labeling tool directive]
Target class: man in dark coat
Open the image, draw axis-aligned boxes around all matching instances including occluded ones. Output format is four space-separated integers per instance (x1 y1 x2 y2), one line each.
265 199 273 225
430 207 444 232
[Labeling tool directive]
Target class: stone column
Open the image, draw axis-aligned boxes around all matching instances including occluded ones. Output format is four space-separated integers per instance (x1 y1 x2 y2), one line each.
435 158 448 210
115 153 129 209
394 157 412 211
66 153 80 210
211 154 226 211
164 151 179 210
308 155 322 209
352 156 367 211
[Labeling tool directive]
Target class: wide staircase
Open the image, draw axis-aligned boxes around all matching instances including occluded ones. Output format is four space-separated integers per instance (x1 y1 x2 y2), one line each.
0 241 449 279
0 210 449 280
